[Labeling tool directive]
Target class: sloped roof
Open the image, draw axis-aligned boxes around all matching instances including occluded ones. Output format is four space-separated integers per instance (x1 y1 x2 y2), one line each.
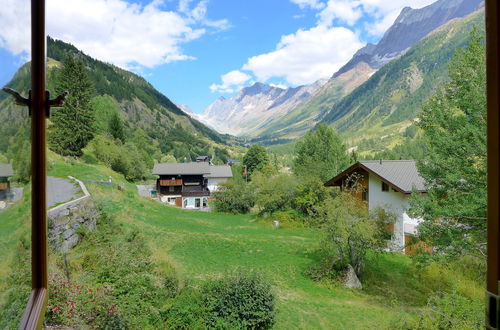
0 164 13 177
324 160 426 194
152 162 211 175
206 165 233 178
152 162 233 178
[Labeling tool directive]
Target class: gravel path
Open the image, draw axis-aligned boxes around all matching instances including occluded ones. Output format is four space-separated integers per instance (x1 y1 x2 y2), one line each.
47 176 81 208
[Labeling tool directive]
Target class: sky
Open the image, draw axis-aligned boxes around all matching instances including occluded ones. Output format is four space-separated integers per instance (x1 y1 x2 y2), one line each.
0 0 437 113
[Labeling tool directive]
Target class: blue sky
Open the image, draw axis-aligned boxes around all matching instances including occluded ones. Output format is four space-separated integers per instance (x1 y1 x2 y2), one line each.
0 0 436 113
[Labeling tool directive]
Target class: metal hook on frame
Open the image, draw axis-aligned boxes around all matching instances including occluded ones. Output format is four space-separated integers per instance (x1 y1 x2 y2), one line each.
2 87 68 117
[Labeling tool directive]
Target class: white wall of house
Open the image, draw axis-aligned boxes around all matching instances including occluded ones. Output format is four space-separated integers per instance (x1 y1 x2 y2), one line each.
368 174 413 251
182 197 208 209
207 178 229 192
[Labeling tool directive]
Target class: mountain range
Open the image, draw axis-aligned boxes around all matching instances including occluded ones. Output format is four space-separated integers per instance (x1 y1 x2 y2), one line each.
191 0 484 146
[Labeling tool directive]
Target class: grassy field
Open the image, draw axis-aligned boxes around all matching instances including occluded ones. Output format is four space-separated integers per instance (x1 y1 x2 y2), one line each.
1 154 442 328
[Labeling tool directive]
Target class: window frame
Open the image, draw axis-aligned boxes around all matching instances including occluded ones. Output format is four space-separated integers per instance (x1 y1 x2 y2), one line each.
13 0 500 328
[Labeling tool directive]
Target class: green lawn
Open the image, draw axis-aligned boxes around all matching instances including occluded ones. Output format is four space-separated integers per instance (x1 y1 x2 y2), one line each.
87 181 419 329
1 155 427 328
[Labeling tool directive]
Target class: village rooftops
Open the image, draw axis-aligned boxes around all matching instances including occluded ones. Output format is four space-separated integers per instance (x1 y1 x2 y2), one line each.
0 164 14 178
205 165 233 178
325 160 426 194
153 162 211 176
152 162 233 178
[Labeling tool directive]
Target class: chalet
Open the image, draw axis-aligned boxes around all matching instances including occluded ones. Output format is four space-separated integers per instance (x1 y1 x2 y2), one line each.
152 162 233 209
324 160 426 253
0 164 13 201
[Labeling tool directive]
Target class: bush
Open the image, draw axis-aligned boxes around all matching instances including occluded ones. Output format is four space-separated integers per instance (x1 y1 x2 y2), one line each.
394 292 483 329
251 172 297 215
202 272 276 329
166 272 276 329
212 181 255 214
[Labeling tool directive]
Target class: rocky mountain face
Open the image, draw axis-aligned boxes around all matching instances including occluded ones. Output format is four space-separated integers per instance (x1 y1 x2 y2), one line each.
334 0 484 77
196 80 326 136
196 0 483 141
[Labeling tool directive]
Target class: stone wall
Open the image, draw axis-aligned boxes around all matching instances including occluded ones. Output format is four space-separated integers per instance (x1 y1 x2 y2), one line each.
48 198 98 252
47 177 98 253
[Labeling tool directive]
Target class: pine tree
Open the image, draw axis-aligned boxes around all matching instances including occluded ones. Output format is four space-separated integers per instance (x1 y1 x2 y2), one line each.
410 28 486 257
48 54 95 156
109 111 125 143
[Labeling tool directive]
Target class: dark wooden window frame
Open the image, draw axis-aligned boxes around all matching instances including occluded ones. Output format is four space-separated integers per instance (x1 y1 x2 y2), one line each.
6 0 500 328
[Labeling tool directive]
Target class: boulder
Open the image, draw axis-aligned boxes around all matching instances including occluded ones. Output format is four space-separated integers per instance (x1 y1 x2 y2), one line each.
342 264 362 289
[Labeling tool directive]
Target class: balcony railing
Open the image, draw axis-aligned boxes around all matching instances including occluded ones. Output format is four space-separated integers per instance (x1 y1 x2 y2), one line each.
159 179 183 186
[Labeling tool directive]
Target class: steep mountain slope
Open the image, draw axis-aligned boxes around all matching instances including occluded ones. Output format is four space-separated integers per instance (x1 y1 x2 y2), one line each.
334 0 483 77
0 38 230 161
323 9 484 143
254 62 375 142
250 0 484 144
197 80 326 136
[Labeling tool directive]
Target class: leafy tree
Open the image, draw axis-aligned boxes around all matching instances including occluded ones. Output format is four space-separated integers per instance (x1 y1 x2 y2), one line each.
251 172 297 215
108 111 125 143
242 145 269 178
7 123 31 183
410 28 486 258
311 192 391 278
293 124 349 182
48 54 95 156
211 181 255 214
160 154 177 163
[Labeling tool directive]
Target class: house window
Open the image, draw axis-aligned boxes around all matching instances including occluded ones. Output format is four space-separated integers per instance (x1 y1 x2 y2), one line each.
362 190 368 201
183 199 188 208
195 198 201 208
169 186 174 192
382 182 389 192
203 198 208 207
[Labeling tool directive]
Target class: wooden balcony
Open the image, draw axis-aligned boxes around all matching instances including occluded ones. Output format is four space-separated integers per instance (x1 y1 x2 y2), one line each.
0 183 8 190
159 179 182 186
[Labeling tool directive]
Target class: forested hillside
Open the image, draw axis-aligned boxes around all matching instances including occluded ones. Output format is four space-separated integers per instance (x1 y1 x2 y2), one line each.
324 10 484 138
0 37 233 169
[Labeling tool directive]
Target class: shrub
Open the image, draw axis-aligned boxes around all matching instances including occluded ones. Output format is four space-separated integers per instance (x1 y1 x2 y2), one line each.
212 181 255 214
394 292 483 329
251 172 297 215
202 272 276 329
166 272 276 329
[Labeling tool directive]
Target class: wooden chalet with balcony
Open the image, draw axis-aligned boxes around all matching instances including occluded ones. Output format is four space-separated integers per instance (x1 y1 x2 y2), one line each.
152 162 232 209
0 164 13 201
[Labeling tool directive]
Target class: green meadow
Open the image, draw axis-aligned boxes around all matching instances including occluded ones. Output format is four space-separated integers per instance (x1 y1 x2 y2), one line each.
0 154 480 328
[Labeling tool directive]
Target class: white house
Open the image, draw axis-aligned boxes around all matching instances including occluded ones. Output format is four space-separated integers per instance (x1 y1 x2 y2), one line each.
324 160 427 254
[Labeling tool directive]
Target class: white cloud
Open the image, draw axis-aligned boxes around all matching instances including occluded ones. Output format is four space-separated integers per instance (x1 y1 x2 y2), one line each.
290 0 325 10
242 25 363 86
318 0 363 27
0 0 227 69
210 70 252 93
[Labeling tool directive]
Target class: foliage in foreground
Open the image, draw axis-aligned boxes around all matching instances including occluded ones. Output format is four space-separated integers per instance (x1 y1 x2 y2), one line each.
410 28 487 259
166 271 276 329
309 192 394 279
